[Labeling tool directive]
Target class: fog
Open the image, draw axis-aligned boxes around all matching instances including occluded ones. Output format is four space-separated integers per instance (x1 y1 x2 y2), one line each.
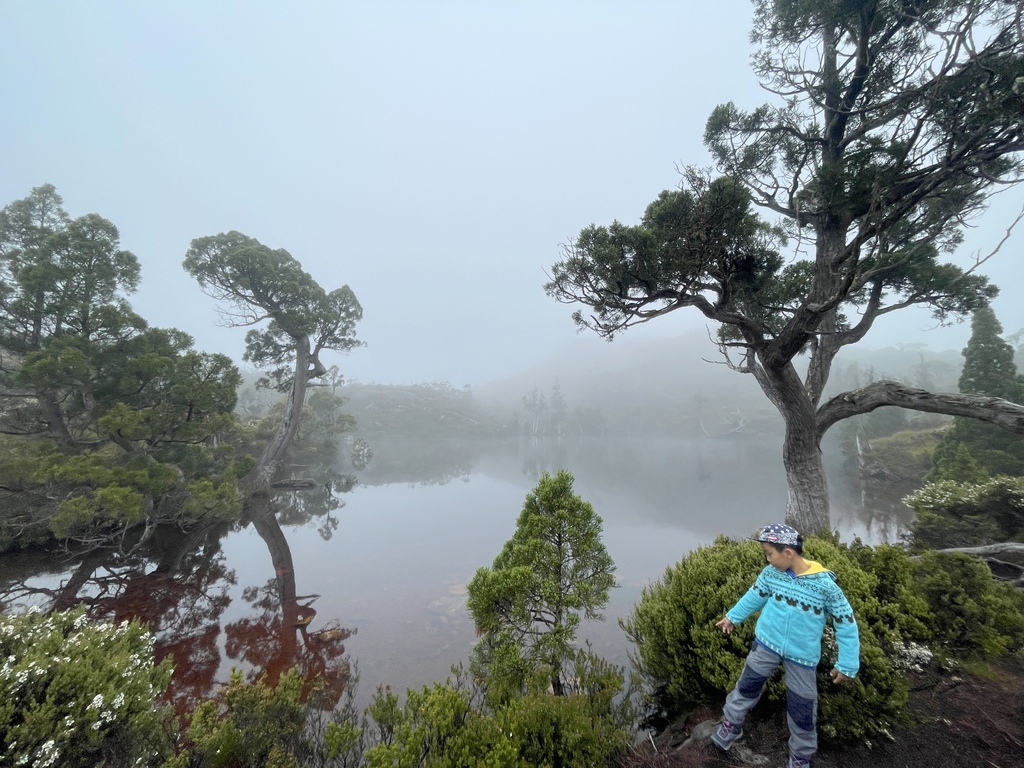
2 1 1022 388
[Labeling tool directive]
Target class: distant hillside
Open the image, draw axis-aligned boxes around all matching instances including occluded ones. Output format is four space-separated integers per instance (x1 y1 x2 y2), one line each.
235 334 974 440
476 332 974 437
825 343 964 396
343 381 509 437
479 331 778 437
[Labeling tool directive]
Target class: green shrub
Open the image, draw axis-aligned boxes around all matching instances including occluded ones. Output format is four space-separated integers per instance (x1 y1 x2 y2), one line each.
909 509 1003 551
363 664 631 768
497 689 629 768
914 551 1024 658
467 470 616 703
842 541 932 643
620 535 765 716
365 680 518 768
621 536 918 740
172 667 311 768
800 537 920 739
0 607 173 768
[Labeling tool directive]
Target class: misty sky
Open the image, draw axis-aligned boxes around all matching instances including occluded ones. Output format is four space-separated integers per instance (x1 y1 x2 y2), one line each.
3 2 1023 387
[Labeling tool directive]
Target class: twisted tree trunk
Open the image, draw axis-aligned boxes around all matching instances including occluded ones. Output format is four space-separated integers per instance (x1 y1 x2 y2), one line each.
240 336 327 496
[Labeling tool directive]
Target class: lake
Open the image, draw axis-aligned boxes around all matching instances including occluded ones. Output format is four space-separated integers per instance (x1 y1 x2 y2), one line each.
0 434 904 711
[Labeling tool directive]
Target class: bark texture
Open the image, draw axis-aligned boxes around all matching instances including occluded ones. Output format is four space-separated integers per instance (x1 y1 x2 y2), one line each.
817 382 1024 436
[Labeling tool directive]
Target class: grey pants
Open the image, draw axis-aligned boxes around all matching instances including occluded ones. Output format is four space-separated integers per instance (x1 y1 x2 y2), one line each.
723 641 818 764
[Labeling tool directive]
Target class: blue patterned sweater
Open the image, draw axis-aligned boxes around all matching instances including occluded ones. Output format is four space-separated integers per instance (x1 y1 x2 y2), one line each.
725 561 861 678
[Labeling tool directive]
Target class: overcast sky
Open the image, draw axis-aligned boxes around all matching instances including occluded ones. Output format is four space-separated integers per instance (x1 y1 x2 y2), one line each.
3 1 1023 387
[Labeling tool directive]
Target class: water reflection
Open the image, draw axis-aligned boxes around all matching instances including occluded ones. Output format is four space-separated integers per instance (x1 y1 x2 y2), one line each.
228 496 353 709
1 434 918 713
824 438 917 545
270 467 354 538
1 522 234 714
0 489 356 715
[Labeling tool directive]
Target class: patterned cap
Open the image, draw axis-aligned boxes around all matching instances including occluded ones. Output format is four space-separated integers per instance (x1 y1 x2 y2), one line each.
752 523 801 546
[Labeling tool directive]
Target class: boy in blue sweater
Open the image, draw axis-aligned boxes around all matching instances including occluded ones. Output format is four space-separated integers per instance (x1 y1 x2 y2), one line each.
711 523 860 768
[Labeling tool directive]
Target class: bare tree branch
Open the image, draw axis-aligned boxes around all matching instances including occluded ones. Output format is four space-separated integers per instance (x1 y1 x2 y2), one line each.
817 381 1024 437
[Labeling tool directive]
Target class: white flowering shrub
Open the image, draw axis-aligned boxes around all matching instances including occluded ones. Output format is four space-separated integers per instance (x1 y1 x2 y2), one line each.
891 641 934 673
904 476 1024 549
0 607 173 767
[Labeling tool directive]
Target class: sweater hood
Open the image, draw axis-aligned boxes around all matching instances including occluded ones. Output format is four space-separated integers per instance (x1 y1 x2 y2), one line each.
797 560 832 577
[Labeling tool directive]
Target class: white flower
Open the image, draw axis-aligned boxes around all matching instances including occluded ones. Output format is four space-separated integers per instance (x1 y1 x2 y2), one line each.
87 693 104 710
36 740 60 768
892 640 934 673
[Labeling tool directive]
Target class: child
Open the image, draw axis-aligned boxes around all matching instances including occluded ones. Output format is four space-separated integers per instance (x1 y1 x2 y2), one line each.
711 523 860 768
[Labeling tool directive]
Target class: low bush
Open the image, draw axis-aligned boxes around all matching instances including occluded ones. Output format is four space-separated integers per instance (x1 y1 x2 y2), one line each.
913 551 1024 658
363 664 631 768
0 607 173 768
621 536 923 740
170 668 309 768
498 688 630 768
620 535 764 716
800 537 926 739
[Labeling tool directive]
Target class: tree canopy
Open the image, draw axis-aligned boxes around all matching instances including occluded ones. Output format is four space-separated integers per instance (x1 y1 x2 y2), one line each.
0 186 242 550
547 0 1024 531
183 232 363 493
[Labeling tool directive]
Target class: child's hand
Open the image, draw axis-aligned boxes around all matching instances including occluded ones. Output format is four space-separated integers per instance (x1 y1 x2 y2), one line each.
715 617 734 634
830 668 851 684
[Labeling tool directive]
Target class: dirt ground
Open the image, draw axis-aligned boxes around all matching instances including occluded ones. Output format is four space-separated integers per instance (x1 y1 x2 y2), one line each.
621 655 1024 768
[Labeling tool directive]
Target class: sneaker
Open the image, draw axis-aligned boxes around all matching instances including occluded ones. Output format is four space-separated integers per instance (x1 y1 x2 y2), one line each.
788 756 811 768
709 718 744 750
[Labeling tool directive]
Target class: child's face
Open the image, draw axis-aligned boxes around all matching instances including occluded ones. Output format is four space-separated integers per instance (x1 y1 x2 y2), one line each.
761 542 795 571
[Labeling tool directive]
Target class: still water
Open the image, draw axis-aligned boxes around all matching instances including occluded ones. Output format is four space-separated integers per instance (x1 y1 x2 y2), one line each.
0 435 897 711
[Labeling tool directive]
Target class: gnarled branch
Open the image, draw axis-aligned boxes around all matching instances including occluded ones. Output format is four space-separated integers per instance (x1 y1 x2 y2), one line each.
817 380 1024 437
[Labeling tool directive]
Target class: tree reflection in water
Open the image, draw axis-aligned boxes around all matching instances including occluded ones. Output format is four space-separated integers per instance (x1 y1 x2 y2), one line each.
227 494 354 709
0 481 357 716
0 522 235 716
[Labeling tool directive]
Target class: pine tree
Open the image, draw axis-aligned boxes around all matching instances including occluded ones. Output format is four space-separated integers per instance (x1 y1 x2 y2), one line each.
466 471 616 700
930 306 1024 480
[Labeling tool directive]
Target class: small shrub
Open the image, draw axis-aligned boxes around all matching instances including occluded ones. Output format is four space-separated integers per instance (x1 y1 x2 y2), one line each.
498 689 630 768
172 667 310 768
363 665 631 768
622 536 917 740
908 509 1003 551
364 680 518 768
620 535 765 717
0 607 173 768
467 470 616 703
843 541 932 643
914 551 1024 658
